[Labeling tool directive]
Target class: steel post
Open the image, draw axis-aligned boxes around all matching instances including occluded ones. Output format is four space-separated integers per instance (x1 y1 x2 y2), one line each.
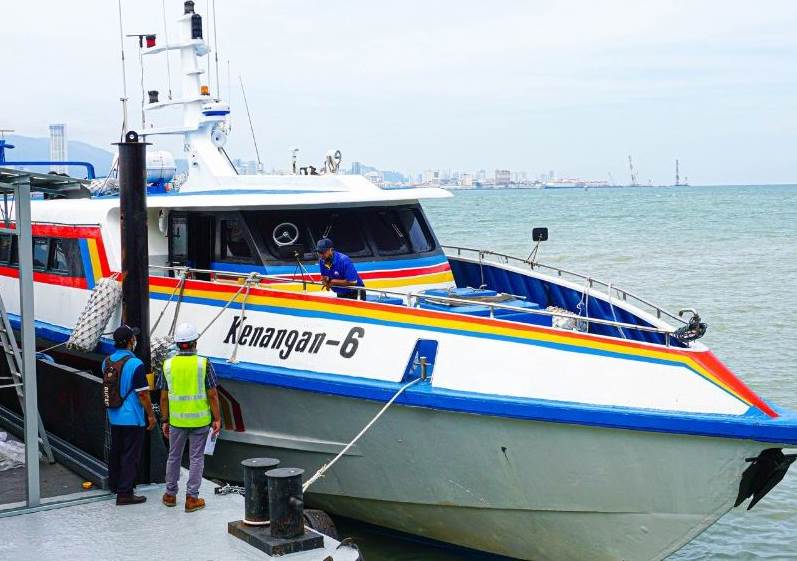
116 131 165 482
241 458 280 525
15 175 39 507
266 467 306 539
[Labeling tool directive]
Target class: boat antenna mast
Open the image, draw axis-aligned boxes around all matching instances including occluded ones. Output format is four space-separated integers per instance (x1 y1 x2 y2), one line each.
675 159 681 186
239 74 263 173
116 0 129 139
138 0 235 188
126 33 157 131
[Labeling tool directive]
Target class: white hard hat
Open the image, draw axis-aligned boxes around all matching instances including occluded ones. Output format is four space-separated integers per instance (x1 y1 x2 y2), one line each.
174 322 199 343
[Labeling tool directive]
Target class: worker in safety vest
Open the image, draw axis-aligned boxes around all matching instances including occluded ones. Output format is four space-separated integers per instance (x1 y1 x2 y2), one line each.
158 322 221 512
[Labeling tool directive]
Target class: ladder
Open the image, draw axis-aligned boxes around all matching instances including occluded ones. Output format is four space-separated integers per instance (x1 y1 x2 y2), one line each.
0 292 54 463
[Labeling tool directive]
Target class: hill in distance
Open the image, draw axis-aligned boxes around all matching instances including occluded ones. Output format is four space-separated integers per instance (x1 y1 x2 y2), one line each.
1 134 188 178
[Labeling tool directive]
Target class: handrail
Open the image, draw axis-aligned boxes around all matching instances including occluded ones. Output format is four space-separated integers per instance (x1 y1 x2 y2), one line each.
442 245 686 326
3 161 96 180
148 263 677 344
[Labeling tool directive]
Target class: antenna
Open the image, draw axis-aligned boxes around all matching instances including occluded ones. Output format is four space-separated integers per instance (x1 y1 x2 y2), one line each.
239 74 263 173
116 0 129 138
291 148 299 174
226 59 232 129
212 0 221 97
160 0 173 99
126 33 156 130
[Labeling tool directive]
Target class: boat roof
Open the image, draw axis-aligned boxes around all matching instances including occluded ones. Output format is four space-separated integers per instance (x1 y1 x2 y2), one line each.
28 175 451 223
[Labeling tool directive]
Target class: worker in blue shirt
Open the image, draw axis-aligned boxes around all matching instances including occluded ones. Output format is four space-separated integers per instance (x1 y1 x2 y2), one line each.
316 238 365 300
104 325 156 505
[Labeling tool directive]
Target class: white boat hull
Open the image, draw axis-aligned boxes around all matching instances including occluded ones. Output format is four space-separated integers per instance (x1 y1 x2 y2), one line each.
206 381 767 561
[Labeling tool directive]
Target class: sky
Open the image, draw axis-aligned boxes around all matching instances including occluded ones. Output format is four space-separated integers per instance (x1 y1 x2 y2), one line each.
3 0 797 184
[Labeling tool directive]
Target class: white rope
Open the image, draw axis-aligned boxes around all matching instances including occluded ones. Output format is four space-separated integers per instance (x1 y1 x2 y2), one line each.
197 279 250 339
303 377 422 492
150 269 187 335
228 274 258 363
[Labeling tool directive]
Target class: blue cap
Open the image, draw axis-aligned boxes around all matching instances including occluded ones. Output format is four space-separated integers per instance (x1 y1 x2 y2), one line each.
316 238 334 252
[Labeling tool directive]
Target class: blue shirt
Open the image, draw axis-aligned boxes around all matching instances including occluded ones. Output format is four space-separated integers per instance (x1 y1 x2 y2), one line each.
104 349 149 427
319 251 364 297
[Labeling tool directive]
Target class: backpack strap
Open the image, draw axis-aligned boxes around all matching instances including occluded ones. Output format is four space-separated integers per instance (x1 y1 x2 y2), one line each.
108 355 136 403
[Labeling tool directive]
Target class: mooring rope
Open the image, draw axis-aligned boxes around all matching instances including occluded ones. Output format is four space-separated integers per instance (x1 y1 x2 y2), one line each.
197 278 252 340
228 274 258 363
303 377 422 492
150 268 187 335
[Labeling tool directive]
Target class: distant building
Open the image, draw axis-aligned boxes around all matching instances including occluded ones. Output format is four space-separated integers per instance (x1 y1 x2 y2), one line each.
49 123 67 174
477 169 487 182
494 169 511 185
422 170 440 185
364 170 384 188
460 173 473 187
351 161 363 175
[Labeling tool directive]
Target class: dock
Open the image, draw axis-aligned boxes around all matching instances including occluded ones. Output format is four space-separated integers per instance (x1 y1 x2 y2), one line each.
0 468 359 561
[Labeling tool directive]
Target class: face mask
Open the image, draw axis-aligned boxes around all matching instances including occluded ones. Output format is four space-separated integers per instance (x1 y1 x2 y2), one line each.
131 338 137 352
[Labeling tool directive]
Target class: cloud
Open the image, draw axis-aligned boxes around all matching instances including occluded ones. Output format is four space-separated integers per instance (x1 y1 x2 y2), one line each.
3 0 797 183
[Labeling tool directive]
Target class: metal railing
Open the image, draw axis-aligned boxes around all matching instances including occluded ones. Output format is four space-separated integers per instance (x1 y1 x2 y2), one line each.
442 245 686 326
148 263 678 345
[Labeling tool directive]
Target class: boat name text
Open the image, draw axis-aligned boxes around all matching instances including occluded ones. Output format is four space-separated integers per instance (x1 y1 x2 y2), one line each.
223 316 364 359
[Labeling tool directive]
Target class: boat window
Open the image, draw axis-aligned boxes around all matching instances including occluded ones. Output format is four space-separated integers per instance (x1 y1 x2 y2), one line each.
242 211 316 261
0 234 10 263
220 219 255 262
398 208 434 253
169 214 189 262
49 238 81 275
32 238 49 270
365 210 410 255
306 212 371 257
9 238 17 266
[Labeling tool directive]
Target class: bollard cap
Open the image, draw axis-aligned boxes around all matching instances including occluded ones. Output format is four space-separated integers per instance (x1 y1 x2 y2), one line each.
266 467 304 480
241 458 280 469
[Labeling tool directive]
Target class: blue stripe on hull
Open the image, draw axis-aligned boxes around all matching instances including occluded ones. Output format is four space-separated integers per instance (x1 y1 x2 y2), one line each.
209 253 449 275
15 315 797 446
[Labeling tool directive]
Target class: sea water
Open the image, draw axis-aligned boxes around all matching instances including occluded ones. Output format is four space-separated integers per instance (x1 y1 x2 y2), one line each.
339 185 797 560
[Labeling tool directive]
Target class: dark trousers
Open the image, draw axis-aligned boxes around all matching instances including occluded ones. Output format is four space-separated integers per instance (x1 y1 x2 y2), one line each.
337 290 365 300
108 425 145 495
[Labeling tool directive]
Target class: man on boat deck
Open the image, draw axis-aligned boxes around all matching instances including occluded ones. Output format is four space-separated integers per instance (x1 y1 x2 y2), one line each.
158 322 222 512
105 325 157 506
317 238 365 300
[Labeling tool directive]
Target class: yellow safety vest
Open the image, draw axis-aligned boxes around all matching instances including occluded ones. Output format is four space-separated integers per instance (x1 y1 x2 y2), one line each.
163 354 211 428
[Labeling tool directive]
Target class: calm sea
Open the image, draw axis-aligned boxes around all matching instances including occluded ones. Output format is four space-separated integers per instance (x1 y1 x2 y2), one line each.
338 185 797 560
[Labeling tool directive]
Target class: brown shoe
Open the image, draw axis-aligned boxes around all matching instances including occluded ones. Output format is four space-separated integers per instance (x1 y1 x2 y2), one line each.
162 493 177 507
116 494 147 506
185 495 205 512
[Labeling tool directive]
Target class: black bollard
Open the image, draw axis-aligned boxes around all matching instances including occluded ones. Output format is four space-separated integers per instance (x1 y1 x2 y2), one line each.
241 458 280 526
228 465 323 555
267 467 306 539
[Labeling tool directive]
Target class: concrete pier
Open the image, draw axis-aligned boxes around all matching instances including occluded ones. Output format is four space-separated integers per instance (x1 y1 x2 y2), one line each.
0 469 358 561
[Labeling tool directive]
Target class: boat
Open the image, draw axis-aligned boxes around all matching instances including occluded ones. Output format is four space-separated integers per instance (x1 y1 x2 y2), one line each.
541 179 586 189
1 4 795 561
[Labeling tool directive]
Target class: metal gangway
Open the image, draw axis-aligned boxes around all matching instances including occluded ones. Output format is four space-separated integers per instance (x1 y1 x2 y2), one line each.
0 166 89 508
0 292 54 463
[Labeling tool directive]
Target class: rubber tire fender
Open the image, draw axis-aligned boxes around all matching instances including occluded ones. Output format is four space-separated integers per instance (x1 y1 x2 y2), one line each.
303 508 339 539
